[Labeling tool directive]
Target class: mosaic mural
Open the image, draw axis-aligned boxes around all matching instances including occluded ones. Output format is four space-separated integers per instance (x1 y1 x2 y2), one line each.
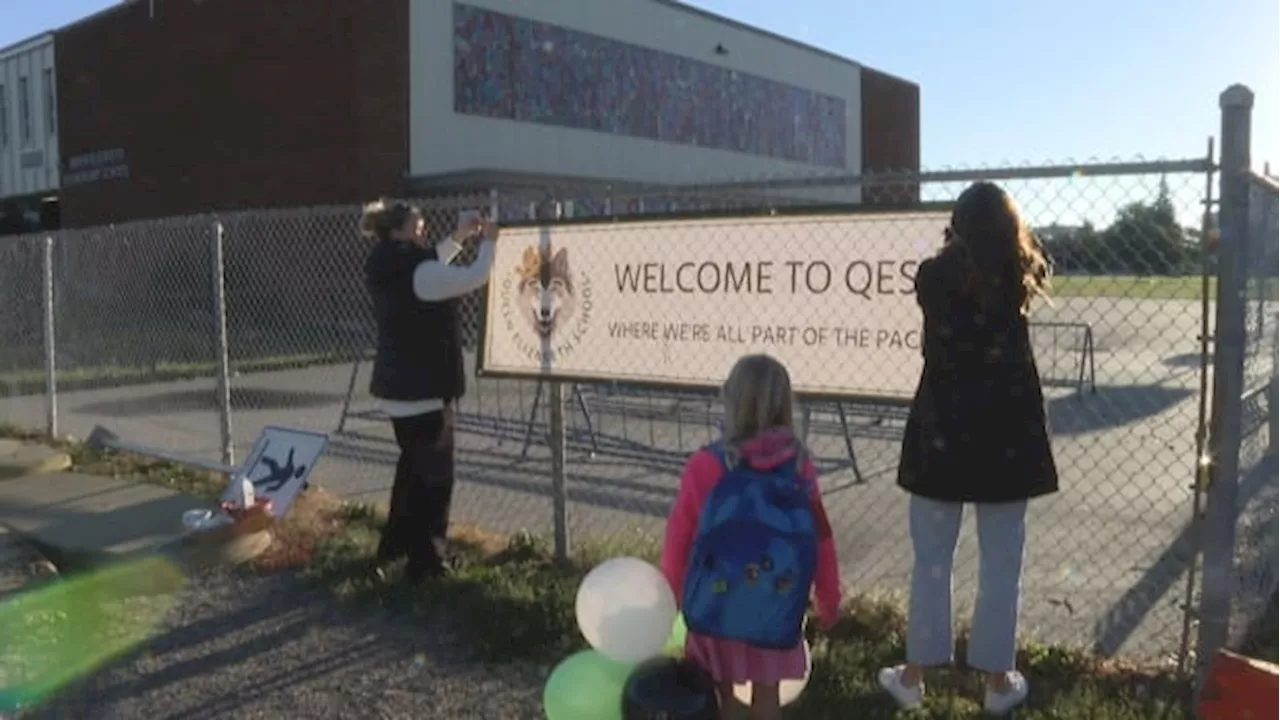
453 3 848 168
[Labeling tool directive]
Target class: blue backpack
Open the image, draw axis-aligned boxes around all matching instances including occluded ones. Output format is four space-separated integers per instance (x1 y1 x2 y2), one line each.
681 441 819 649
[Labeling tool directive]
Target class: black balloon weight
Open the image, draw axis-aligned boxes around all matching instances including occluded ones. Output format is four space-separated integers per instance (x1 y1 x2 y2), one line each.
622 656 720 720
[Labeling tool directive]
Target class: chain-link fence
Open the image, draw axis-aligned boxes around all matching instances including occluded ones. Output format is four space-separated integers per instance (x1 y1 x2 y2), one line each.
0 162 1224 663
472 160 1221 666
0 110 1275 672
0 235 45 429
49 217 222 457
1222 167 1278 649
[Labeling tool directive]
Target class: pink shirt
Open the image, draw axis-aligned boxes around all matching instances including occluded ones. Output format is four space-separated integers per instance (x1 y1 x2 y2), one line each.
659 431 844 630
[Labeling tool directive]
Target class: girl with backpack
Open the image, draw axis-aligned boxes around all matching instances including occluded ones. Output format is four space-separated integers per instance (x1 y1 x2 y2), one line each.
660 354 843 720
878 181 1058 715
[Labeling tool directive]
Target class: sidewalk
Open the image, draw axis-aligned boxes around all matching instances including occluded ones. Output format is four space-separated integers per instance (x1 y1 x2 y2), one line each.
0 470 217 568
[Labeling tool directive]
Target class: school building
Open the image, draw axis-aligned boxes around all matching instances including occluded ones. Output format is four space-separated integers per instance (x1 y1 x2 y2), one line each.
0 33 59 234
5 0 920 230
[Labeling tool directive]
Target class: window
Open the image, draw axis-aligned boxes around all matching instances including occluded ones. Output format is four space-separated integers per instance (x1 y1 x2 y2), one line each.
0 85 8 148
18 76 31 144
43 68 56 136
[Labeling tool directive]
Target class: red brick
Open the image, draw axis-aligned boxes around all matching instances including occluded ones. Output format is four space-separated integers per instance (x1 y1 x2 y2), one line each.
55 0 408 228
860 68 921 204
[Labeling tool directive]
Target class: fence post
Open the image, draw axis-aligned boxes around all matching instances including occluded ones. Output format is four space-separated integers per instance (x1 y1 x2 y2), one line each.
534 198 571 560
1270 333 1278 455
1196 84 1254 674
211 220 235 469
41 235 57 439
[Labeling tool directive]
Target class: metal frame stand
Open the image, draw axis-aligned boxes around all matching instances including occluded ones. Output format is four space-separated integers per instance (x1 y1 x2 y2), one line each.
338 355 880 483
1030 320 1098 396
799 402 866 484
520 381 600 460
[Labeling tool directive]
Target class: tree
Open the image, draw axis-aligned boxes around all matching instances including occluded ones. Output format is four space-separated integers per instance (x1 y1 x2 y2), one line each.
1038 180 1201 276
1039 221 1103 274
1098 177 1198 275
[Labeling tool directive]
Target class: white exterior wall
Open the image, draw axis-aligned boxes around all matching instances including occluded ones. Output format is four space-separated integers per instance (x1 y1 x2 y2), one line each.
409 0 862 191
0 35 59 200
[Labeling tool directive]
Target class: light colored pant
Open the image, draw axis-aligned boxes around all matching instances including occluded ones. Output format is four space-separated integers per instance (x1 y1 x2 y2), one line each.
906 494 1027 673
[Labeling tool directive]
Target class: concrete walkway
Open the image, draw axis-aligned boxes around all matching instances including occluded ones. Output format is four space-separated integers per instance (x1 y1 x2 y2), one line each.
0 472 217 568
0 441 225 573
0 439 70 481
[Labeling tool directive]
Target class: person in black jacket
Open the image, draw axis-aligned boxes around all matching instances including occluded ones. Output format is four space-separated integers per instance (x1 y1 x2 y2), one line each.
361 198 498 584
878 182 1058 715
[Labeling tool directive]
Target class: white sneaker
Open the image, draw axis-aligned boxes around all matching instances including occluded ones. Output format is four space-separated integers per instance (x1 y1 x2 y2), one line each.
877 665 924 710
984 672 1029 715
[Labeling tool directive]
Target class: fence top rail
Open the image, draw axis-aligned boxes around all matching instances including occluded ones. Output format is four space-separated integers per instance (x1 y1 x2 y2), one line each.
0 158 1216 241
1030 320 1095 331
1248 169 1279 195
667 158 1215 195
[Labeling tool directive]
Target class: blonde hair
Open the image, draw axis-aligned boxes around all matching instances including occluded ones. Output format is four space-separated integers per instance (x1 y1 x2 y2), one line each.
358 197 420 240
720 354 800 463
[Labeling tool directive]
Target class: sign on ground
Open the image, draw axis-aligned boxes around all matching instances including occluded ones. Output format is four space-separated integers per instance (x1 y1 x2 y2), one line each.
478 211 948 400
220 426 329 517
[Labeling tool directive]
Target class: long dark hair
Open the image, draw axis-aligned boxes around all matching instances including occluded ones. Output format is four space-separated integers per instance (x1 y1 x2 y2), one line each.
942 182 1050 315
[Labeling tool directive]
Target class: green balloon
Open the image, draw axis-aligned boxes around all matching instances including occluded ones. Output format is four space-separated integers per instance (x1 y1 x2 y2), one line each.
543 650 632 720
663 613 688 657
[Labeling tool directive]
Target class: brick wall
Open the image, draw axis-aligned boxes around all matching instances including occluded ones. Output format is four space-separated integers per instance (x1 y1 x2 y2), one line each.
55 0 409 228
860 67 921 203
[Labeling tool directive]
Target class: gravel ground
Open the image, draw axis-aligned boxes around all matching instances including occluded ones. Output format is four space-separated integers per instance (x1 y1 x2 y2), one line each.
0 529 56 599
4 559 547 719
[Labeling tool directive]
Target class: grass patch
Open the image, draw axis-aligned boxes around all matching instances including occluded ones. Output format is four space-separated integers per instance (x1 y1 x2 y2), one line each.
1051 275 1211 300
304 515 1191 719
0 351 367 396
0 423 224 499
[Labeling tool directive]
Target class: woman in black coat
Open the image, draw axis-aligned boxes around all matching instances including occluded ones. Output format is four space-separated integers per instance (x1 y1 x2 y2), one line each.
878 182 1058 715
360 199 497 585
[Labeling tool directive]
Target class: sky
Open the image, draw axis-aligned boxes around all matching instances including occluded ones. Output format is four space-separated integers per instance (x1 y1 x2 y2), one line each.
3 0 1276 225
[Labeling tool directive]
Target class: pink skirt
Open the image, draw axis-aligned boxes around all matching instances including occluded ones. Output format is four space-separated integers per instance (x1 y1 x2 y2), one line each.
685 631 807 684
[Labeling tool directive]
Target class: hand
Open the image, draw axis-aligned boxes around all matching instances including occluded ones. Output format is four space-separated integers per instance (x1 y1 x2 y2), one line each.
454 211 485 242
479 219 500 242
436 405 456 450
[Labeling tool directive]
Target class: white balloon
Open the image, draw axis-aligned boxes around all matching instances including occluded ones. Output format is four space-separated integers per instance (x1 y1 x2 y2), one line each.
575 557 677 664
731 639 812 707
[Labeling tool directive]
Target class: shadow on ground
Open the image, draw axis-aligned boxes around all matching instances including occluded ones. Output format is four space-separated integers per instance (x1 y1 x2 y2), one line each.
1164 352 1210 369
1090 451 1278 656
74 387 343 417
26 572 515 719
1047 385 1194 436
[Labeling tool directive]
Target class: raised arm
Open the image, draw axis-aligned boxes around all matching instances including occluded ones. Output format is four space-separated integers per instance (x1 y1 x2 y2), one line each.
434 237 466 265
411 220 499 302
436 211 488 265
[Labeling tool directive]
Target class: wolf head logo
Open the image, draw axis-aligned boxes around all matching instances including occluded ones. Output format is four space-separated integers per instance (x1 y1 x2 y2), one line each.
515 245 577 340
